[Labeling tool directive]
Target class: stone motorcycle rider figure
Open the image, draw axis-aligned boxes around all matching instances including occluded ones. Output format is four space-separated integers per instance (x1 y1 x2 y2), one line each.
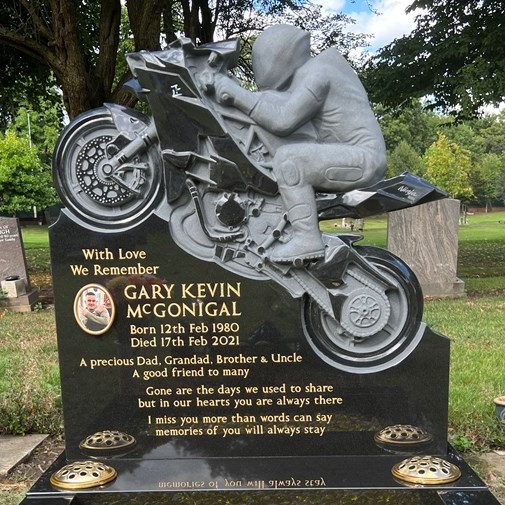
210 24 387 264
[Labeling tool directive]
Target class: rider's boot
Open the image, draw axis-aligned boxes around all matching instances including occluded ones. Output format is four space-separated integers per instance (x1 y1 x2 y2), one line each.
270 188 325 264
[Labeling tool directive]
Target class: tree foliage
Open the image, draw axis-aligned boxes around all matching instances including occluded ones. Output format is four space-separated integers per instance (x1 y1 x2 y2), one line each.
438 112 505 205
7 96 63 162
0 131 57 214
0 0 368 120
364 0 505 118
375 100 442 154
424 133 473 201
375 101 505 206
470 154 505 209
387 140 424 178
476 111 505 155
0 46 54 129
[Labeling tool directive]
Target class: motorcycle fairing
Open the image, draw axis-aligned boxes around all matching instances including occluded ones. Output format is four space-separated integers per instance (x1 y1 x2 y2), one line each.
316 172 447 220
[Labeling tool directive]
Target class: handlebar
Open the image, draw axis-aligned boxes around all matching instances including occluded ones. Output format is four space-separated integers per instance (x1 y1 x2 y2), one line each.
197 51 234 105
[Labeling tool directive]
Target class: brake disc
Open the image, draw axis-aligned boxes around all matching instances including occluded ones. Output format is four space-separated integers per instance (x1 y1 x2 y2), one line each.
76 135 145 207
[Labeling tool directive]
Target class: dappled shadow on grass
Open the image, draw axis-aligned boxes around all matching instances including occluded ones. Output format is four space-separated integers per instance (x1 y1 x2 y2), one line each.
458 240 505 279
0 309 62 437
24 248 50 272
424 295 505 451
25 248 52 291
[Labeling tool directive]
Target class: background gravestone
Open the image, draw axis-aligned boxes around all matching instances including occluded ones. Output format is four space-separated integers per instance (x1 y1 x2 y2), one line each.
0 216 39 311
387 199 465 298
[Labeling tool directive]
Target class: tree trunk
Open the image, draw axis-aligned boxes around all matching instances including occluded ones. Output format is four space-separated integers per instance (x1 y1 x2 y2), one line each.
61 73 95 119
174 0 215 43
127 0 163 51
197 0 214 43
50 0 96 117
460 203 468 225
162 0 178 44
94 0 122 104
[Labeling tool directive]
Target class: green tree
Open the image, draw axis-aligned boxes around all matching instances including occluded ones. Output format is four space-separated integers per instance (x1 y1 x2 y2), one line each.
424 133 473 201
476 110 505 155
0 131 57 214
8 99 63 162
471 153 505 210
364 0 505 118
387 140 425 178
374 100 443 154
442 123 484 162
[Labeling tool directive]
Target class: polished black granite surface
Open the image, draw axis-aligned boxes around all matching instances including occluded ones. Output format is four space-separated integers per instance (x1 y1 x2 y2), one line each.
50 212 450 461
27 446 485 494
21 447 501 504
20 492 503 505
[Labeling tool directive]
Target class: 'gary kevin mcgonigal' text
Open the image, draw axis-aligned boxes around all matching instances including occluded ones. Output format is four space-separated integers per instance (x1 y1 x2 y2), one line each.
124 282 242 319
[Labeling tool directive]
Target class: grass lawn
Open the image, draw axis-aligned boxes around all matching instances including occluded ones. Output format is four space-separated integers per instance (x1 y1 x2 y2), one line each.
424 296 505 450
6 211 505 452
0 310 61 436
21 226 50 249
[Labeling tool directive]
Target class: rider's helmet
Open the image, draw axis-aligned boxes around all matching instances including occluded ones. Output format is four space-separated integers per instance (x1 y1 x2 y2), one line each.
252 25 310 91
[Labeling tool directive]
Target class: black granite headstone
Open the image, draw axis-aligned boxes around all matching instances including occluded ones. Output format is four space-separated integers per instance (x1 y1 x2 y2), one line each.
52 213 450 462
21 26 499 505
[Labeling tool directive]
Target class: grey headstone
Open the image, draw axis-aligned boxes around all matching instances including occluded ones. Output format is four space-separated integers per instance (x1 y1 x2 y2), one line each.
0 217 38 311
387 199 465 298
0 217 31 289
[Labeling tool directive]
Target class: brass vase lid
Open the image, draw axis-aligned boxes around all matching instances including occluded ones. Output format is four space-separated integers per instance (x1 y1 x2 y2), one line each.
392 455 461 485
79 430 136 451
50 460 117 489
375 424 433 445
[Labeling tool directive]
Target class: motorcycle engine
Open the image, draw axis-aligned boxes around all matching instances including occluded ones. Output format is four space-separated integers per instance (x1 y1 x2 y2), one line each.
215 193 247 227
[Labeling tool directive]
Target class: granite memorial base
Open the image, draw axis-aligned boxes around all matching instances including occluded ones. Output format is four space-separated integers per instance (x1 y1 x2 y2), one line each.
20 212 499 504
19 449 502 505
0 289 39 312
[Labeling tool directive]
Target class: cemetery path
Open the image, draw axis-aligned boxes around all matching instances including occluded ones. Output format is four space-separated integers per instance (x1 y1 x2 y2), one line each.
468 452 505 504
0 437 63 505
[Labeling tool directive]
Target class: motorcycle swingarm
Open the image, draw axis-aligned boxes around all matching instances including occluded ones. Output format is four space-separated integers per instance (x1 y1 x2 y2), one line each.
311 242 396 291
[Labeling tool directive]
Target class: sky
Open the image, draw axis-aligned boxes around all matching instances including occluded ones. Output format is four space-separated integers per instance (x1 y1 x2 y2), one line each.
320 0 420 52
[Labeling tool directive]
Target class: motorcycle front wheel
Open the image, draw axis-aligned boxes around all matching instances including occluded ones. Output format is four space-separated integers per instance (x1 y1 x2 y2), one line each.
303 246 424 374
53 107 162 230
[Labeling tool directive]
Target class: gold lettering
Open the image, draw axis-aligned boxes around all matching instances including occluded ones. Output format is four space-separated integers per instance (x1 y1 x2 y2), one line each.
127 304 144 318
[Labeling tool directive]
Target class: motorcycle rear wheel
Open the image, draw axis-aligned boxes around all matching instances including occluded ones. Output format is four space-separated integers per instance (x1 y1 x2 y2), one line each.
53 107 162 230
303 246 424 374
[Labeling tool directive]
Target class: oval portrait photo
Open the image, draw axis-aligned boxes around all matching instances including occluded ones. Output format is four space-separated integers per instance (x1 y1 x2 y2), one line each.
74 284 115 335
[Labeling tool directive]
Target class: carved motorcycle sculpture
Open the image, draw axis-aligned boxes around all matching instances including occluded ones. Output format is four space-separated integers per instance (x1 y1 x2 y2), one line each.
53 37 446 374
